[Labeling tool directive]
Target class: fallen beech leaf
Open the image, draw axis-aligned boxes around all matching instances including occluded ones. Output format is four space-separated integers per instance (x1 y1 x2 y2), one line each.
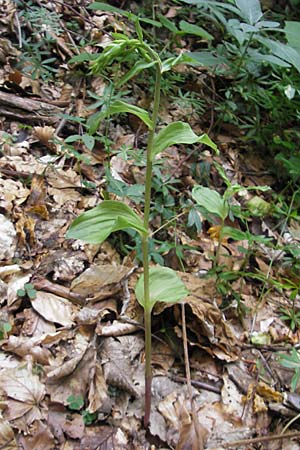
0 364 45 424
31 291 76 327
70 264 133 302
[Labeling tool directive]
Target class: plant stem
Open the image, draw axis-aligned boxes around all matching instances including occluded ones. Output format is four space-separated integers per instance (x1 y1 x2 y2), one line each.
142 62 162 428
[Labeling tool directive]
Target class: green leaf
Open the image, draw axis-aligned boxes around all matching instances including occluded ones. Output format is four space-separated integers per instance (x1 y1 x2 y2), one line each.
135 266 189 311
247 196 271 217
152 122 217 160
116 61 156 88
258 36 300 72
17 289 26 297
235 0 263 25
222 226 248 240
284 21 300 50
67 395 84 410
64 135 82 143
192 186 229 220
157 14 179 33
27 289 37 300
161 54 198 72
69 52 98 64
179 20 213 40
82 134 95 151
135 18 143 41
187 51 228 67
66 200 147 244
89 100 153 130
82 410 98 425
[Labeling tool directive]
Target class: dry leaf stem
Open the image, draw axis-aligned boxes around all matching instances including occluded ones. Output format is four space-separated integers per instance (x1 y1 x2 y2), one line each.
181 302 204 450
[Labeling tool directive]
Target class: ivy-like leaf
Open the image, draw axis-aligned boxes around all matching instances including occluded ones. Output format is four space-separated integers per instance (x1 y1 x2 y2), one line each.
152 122 217 159
135 266 189 311
66 200 147 244
192 185 229 220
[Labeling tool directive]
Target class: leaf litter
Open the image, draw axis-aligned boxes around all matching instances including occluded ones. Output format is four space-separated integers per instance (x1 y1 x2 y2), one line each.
0 1 300 449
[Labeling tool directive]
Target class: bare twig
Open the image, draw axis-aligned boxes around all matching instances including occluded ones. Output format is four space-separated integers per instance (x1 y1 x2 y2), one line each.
221 430 300 448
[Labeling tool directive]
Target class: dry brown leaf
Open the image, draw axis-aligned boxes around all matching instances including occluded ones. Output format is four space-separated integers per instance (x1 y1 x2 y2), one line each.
0 176 29 213
2 335 53 365
156 272 238 361
0 364 45 425
0 418 17 449
31 291 76 327
21 308 56 336
70 264 133 302
257 382 283 403
47 187 82 208
25 175 49 220
0 214 16 260
46 344 95 406
176 404 208 450
88 362 109 413
18 420 55 450
7 272 31 307
101 336 144 398
47 167 81 189
15 212 36 247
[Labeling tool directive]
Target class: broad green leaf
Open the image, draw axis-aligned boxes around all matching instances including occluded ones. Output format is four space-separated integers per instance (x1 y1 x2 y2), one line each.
247 49 291 67
235 0 263 25
135 266 189 311
188 51 228 67
87 101 153 132
66 200 147 244
192 186 229 220
107 101 153 129
152 122 217 159
285 21 300 50
117 61 156 88
257 36 300 72
179 20 213 40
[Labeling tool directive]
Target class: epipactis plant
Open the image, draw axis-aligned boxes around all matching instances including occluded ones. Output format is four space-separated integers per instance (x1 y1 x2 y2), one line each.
66 16 216 427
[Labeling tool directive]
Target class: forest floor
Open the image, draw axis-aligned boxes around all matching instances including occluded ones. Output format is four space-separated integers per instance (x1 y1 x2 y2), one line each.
0 1 300 449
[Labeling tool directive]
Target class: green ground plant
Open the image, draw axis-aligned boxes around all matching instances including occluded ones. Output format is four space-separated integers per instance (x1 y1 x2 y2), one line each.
180 0 300 178
66 17 216 427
